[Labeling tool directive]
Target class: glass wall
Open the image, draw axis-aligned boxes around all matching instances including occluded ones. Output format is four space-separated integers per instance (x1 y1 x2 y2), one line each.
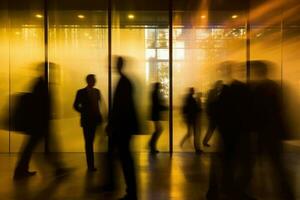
49 0 108 152
173 2 247 152
0 1 9 152
112 0 170 152
282 0 300 139
8 1 45 153
0 0 300 153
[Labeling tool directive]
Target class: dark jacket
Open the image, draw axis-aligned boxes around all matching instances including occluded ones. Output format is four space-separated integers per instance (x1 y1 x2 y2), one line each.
73 87 103 127
108 75 139 135
150 89 166 121
182 93 201 124
250 79 287 140
30 77 51 133
213 80 251 153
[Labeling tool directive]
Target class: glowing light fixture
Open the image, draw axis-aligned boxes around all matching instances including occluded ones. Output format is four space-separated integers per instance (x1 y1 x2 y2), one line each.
35 14 43 18
78 14 85 19
128 14 135 19
232 15 238 19
201 15 206 19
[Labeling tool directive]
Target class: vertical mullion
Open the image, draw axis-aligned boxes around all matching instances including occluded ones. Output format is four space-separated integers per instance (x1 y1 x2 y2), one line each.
168 0 173 154
8 1 11 153
246 3 250 82
108 0 112 112
44 0 49 153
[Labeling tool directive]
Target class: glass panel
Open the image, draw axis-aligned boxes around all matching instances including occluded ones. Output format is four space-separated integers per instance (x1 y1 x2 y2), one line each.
0 1 9 152
9 2 45 152
49 0 108 152
249 0 282 80
112 0 170 152
173 3 247 152
282 0 300 139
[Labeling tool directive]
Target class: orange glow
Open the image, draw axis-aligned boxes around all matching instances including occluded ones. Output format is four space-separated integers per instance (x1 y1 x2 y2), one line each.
35 14 43 18
77 14 85 19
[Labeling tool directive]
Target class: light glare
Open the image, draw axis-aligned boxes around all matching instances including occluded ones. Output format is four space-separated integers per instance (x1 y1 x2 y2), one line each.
35 14 43 18
128 14 135 19
78 15 85 19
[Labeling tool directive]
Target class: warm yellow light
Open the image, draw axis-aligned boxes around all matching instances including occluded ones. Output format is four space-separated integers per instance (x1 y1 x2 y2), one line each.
35 14 43 18
78 14 85 19
15 31 20 35
128 14 135 19
232 15 238 19
201 15 206 19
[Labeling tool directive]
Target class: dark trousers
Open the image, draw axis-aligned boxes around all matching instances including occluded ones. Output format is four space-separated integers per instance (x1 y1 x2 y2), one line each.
15 129 61 173
106 133 137 198
83 126 96 169
149 121 162 151
180 119 200 151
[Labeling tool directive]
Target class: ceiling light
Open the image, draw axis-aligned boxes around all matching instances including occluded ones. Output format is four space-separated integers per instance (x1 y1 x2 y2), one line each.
201 15 206 19
128 14 135 19
78 14 85 19
35 14 43 18
232 15 238 19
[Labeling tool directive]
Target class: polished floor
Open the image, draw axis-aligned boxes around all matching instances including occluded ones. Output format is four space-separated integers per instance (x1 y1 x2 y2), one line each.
0 152 300 200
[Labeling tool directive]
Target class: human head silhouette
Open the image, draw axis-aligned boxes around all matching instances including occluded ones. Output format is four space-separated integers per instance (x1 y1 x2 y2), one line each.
116 56 125 75
249 60 269 80
189 87 195 95
153 82 161 91
86 74 96 87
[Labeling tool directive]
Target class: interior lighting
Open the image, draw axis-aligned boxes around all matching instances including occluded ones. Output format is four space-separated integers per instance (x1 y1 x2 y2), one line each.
232 15 238 19
128 14 135 19
35 14 43 18
78 14 85 19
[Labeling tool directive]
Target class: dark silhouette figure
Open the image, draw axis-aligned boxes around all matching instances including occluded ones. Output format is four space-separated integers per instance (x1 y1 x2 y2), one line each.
73 74 103 171
180 87 202 154
14 63 67 180
106 57 139 200
149 82 167 154
203 62 252 200
249 60 295 200
203 80 223 147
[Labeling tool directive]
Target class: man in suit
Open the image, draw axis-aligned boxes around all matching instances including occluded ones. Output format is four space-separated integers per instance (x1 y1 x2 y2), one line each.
74 74 103 171
106 56 139 200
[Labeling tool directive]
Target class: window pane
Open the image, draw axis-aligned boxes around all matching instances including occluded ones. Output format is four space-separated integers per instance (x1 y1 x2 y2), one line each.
49 0 108 152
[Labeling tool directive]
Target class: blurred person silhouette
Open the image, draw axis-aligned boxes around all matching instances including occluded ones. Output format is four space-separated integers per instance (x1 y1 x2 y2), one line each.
148 82 167 154
203 80 223 148
105 56 139 200
73 74 104 172
180 87 202 154
203 61 253 200
14 62 69 180
249 60 295 200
